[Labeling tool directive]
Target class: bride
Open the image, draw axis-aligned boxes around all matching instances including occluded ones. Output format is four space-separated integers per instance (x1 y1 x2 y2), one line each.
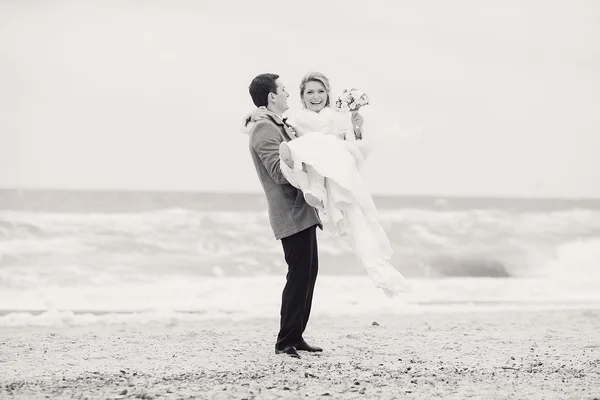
245 72 409 297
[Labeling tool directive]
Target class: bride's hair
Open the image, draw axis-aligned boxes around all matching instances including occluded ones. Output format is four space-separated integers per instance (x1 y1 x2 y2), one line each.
299 72 331 109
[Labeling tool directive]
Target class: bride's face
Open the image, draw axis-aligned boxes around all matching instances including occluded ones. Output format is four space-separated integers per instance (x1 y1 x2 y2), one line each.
302 80 328 113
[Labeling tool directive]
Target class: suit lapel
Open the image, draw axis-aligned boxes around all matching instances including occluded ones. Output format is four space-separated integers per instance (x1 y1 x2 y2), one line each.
265 113 296 141
281 123 296 141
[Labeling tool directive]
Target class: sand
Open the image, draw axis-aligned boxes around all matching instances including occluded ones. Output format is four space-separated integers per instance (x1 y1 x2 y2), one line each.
1 309 599 399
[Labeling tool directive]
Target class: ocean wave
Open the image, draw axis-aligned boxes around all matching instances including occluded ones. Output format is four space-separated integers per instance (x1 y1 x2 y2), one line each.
2 276 600 327
0 208 599 285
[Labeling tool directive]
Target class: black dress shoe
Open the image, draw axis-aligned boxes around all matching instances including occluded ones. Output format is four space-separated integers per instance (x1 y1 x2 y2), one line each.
295 340 323 352
275 346 300 358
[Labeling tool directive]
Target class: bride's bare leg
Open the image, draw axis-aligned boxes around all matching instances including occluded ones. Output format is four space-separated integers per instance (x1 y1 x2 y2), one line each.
303 166 327 209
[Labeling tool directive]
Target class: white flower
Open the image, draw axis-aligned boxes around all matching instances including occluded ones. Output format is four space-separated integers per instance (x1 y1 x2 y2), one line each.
335 87 369 113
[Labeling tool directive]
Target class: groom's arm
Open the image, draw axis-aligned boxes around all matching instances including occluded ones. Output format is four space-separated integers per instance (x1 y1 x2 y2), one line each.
250 122 289 185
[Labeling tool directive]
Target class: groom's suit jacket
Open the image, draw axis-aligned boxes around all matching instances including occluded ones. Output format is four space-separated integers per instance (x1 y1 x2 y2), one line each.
248 112 322 240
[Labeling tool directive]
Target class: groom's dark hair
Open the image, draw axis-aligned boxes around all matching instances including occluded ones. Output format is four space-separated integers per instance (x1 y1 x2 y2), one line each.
249 73 279 107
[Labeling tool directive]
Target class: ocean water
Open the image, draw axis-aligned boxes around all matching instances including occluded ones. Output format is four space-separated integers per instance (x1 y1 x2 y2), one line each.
1 189 600 327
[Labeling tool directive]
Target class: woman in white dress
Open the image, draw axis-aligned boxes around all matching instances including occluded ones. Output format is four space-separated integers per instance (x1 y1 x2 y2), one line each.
245 72 409 297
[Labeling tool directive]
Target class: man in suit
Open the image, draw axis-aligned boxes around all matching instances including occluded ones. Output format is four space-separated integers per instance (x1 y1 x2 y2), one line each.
247 73 323 358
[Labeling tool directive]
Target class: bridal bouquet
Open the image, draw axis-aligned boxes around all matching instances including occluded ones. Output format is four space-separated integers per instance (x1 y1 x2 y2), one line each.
335 88 370 113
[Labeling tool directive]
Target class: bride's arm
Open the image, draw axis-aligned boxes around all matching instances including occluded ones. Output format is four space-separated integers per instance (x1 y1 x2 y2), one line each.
293 125 309 137
342 112 373 160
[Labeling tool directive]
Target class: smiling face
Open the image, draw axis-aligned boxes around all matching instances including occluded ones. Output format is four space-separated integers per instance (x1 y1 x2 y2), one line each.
302 80 329 113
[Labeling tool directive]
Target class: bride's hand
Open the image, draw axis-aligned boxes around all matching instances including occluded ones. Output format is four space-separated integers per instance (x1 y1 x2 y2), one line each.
351 111 364 139
351 111 364 129
251 106 270 122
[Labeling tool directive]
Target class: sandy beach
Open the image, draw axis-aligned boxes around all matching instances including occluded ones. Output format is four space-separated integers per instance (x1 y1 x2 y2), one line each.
1 309 599 399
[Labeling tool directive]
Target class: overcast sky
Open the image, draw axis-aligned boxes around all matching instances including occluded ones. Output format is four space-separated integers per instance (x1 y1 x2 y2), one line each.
1 0 599 198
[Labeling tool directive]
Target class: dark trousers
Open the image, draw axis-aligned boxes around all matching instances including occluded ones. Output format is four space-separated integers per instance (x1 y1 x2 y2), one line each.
275 225 319 350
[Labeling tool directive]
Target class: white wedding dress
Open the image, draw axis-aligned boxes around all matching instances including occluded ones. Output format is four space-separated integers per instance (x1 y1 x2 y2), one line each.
280 107 410 297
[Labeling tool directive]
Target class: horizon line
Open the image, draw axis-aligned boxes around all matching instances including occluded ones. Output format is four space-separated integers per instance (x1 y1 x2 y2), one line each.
1 187 599 202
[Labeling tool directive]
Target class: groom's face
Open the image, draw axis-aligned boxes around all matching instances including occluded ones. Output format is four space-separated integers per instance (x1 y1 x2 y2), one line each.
271 79 290 113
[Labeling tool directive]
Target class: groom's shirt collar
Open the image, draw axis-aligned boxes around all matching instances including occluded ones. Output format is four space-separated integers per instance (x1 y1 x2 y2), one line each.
259 108 285 126
254 107 295 138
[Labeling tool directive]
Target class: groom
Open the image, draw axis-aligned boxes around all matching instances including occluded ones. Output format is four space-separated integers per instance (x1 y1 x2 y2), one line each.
247 73 323 358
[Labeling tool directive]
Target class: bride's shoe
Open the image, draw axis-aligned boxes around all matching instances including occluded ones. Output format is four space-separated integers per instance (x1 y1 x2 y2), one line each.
304 185 327 210
304 191 324 210
279 142 294 169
